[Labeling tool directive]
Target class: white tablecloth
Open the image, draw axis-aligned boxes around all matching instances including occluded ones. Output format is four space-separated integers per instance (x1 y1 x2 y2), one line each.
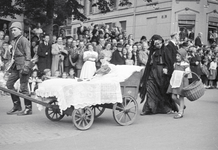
35 65 144 110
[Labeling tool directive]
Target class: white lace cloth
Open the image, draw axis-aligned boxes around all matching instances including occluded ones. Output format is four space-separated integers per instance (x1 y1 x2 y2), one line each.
35 65 144 111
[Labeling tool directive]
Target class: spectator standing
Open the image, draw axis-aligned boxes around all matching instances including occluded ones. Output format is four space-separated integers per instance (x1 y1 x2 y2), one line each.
125 52 134 65
74 40 85 77
110 43 125 65
189 46 202 82
69 39 79 71
37 34 52 76
32 23 43 39
188 29 195 41
2 23 9 35
138 43 148 66
0 31 5 48
77 22 87 40
80 43 98 80
208 57 217 88
63 37 73 73
132 44 139 66
51 36 67 76
195 32 203 48
1 42 11 71
100 42 112 64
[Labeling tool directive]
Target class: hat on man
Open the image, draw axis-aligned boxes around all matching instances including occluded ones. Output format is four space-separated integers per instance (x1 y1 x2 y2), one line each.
170 32 178 38
117 43 123 48
10 22 22 31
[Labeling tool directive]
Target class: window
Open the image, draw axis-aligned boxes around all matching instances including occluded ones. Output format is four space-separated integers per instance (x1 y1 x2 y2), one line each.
178 14 196 41
120 21 127 32
66 29 72 36
66 17 72 26
73 28 77 39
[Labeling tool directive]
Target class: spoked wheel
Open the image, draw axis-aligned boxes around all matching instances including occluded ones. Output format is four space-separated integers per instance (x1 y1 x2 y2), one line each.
91 105 105 118
72 107 94 130
113 96 138 126
45 100 65 121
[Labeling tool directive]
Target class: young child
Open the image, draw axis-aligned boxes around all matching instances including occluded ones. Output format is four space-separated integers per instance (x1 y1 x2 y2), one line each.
29 70 42 94
208 57 217 89
125 52 134 65
68 68 75 79
41 69 52 81
54 70 61 78
167 48 191 119
62 72 68 78
201 60 209 88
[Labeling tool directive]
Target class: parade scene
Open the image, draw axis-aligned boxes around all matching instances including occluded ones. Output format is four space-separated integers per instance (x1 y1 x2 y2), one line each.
0 0 218 150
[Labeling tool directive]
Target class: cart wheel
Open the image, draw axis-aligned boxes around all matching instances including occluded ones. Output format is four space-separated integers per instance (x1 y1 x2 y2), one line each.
72 107 94 130
113 96 138 126
91 106 105 118
45 100 65 121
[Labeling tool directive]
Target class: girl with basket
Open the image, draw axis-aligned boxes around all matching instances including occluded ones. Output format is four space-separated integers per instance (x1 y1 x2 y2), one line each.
167 48 191 119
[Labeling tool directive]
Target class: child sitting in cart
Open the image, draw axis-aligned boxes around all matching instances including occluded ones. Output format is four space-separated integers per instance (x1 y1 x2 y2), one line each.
68 68 75 79
167 48 191 119
41 69 52 81
29 69 42 95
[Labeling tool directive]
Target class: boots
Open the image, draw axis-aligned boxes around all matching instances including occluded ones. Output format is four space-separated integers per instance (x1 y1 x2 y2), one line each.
7 101 22 115
17 105 32 116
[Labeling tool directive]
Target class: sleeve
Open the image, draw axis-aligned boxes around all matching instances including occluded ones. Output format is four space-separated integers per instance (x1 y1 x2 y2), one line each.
51 44 60 55
37 44 46 57
21 37 31 61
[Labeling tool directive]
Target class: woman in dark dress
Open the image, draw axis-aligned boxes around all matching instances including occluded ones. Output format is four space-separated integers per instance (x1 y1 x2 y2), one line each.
140 35 178 115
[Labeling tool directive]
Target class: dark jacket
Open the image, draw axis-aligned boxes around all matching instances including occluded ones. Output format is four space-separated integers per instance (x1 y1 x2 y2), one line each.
37 42 52 72
195 36 202 47
110 50 125 65
165 41 178 76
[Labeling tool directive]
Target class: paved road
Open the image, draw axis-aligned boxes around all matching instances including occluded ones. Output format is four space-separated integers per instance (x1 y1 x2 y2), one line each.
0 89 218 150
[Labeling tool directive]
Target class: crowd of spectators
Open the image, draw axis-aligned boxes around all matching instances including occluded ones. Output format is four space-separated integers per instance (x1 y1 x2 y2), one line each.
1 22 218 95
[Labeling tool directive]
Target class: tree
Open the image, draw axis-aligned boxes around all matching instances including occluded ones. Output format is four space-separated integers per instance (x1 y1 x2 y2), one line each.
0 0 152 36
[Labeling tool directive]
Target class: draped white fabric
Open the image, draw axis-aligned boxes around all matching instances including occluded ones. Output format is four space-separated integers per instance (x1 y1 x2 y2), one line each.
35 65 144 111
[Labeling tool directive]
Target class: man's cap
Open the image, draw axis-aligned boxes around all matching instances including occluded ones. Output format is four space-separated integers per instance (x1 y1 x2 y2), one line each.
170 32 178 38
117 43 123 48
10 22 22 30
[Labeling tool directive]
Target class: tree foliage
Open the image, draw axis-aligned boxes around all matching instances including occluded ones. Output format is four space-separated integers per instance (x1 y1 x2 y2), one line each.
0 0 152 34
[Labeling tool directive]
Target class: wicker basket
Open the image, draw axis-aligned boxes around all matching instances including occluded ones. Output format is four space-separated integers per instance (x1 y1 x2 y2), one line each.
183 72 205 101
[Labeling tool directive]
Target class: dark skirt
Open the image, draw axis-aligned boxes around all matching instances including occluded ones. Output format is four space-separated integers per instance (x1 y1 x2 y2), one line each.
142 65 178 114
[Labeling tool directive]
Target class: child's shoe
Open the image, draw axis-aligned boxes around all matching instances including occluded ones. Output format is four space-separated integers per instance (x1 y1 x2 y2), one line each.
174 113 183 119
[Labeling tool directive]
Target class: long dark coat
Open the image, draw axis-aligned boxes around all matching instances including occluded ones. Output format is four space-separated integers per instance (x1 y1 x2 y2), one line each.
37 42 52 73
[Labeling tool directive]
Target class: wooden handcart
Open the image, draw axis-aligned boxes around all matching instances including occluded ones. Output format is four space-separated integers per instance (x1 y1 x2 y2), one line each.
0 71 142 130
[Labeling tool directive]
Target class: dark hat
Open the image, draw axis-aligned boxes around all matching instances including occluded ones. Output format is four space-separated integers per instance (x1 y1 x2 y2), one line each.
117 43 123 48
182 41 189 47
151 34 163 41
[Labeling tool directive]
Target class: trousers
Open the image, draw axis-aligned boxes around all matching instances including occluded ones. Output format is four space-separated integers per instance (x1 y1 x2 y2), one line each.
6 68 31 107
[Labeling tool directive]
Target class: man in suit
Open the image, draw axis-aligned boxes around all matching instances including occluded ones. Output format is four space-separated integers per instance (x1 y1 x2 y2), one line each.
6 22 33 115
70 40 85 77
37 34 52 76
195 32 203 48
165 32 179 77
110 43 125 65
77 22 87 40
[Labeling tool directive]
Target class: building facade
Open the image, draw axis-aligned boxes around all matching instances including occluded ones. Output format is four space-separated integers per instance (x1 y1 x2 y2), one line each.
67 0 218 44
